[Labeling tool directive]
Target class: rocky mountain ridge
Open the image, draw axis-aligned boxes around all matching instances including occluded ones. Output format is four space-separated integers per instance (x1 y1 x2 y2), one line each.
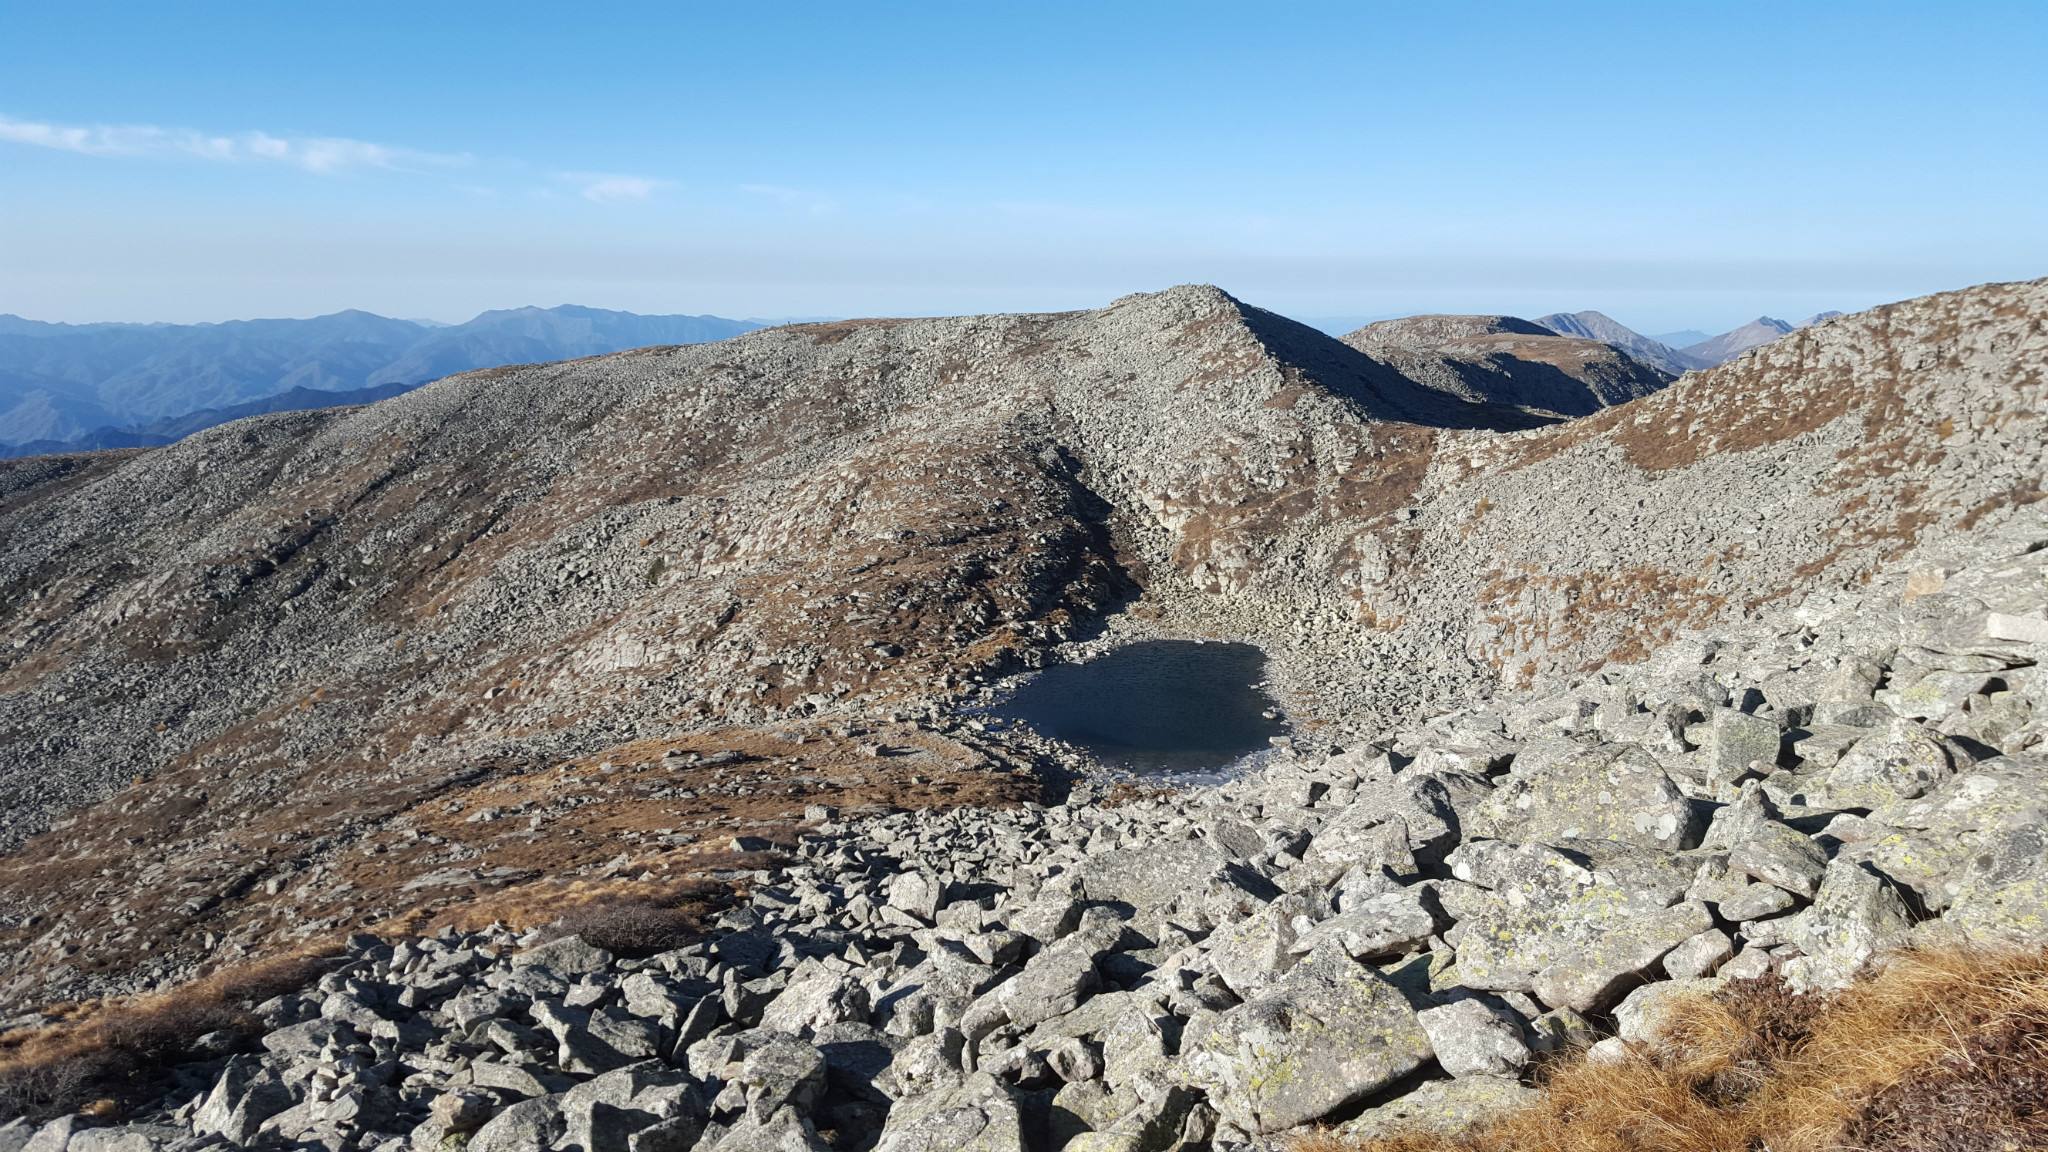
1339 314 1673 417
0 276 2043 1022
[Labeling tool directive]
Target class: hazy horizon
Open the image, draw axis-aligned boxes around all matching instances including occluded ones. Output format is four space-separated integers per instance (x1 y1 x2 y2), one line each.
4 2 2045 334
0 290 1905 346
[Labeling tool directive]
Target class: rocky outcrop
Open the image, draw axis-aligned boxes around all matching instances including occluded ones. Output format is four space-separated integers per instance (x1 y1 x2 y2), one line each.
6 506 2044 1150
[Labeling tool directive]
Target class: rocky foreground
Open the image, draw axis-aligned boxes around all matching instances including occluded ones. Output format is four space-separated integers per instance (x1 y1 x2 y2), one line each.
5 502 2042 1151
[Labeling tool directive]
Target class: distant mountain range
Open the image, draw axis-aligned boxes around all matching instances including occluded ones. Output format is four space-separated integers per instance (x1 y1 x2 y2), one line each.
0 305 763 455
1672 311 1845 366
0 381 421 457
1680 317 1797 366
1535 309 1845 375
1 298 1844 459
1650 329 1712 349
1534 311 1705 376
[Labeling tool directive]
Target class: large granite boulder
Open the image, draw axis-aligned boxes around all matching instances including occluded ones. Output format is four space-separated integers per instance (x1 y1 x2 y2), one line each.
1469 743 1702 851
1183 946 1431 1134
1452 852 1713 1012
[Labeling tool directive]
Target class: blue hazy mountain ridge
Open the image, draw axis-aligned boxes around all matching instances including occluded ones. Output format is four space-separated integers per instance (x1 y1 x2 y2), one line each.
1651 329 1712 348
0 381 424 458
358 305 760 390
0 305 762 451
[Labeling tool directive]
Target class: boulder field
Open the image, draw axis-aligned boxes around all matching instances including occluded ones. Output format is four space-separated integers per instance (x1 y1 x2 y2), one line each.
7 504 2043 1152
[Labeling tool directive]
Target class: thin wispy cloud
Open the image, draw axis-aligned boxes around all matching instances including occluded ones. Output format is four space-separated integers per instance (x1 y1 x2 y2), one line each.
740 183 837 214
3 113 673 204
557 172 666 203
0 113 467 173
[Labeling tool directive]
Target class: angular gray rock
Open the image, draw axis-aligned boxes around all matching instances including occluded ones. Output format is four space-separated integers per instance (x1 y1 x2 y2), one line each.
193 1057 295 1145
872 1074 1027 1152
514 937 615 977
1470 743 1701 851
1183 946 1432 1134
759 964 871 1037
1717 783 1828 897
1335 1076 1538 1143
1453 866 1713 1012
1782 859 1913 991
1805 719 1958 809
1613 978 1726 1048
1415 997 1529 1079
1705 707 1784 788
468 1097 567 1152
728 1035 827 1122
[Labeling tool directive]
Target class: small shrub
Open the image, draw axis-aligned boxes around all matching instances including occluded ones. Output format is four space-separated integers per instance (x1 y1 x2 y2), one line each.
0 949 336 1122
0 1054 100 1123
546 880 726 958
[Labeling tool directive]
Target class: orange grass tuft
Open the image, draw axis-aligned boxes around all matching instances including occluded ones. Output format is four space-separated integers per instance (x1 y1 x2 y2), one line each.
0 948 340 1121
1297 948 2048 1152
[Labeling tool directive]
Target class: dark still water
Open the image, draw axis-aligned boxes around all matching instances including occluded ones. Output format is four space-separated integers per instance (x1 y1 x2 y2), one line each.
993 640 1288 776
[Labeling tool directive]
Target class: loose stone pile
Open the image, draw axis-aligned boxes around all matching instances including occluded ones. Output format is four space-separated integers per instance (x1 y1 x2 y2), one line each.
5 517 2045 1151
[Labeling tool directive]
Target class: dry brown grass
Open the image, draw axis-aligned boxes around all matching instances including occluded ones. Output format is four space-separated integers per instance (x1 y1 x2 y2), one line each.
1299 948 2048 1152
0 947 339 1121
0 854 766 1120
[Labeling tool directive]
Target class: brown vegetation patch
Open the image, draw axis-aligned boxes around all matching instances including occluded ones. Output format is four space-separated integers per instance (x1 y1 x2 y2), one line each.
538 883 731 958
1302 948 2048 1152
0 720 1035 1018
409 861 772 959
1606 354 1859 473
0 948 340 1122
1329 427 1439 525
1959 478 2048 531
1096 781 1178 807
1475 563 1729 674
1489 328 1863 476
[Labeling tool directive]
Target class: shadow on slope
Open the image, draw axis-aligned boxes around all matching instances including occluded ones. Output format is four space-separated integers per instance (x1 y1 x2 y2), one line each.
1234 301 1561 431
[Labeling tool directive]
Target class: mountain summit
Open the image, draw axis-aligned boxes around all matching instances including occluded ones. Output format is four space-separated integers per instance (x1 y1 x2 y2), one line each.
1682 316 1797 365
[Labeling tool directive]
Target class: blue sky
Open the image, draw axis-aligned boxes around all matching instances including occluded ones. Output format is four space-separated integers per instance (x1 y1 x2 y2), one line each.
2 2 2045 333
